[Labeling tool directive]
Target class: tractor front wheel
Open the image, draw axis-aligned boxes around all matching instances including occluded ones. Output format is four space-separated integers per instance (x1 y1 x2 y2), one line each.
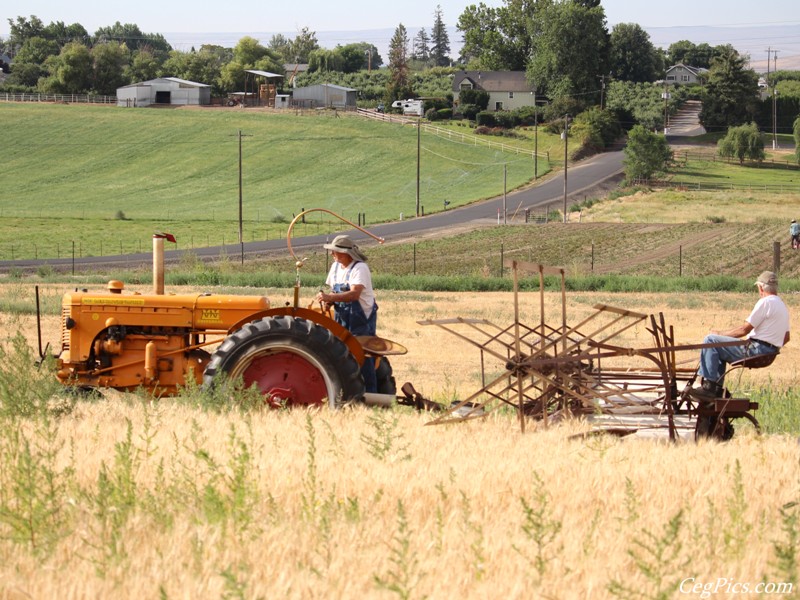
203 316 364 408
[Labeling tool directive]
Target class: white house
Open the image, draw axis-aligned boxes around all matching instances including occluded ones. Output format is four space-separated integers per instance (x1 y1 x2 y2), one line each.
664 64 708 85
116 77 211 107
452 71 537 112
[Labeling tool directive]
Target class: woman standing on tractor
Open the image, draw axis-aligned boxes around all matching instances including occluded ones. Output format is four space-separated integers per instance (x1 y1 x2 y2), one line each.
316 235 378 393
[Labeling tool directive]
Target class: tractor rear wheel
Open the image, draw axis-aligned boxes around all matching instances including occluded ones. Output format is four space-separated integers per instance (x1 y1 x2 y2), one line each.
203 316 364 408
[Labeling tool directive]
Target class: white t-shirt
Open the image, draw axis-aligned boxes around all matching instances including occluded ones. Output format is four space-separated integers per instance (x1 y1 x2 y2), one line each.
325 260 375 315
746 294 790 348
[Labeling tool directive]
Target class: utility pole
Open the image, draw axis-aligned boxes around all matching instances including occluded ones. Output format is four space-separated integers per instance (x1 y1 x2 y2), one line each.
773 50 779 150
533 86 538 180
416 117 421 217
598 74 607 110
562 115 570 223
234 129 252 264
238 129 244 263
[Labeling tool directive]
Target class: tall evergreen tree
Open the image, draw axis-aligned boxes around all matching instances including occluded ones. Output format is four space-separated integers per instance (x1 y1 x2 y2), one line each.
430 5 451 67
387 23 411 101
412 27 430 62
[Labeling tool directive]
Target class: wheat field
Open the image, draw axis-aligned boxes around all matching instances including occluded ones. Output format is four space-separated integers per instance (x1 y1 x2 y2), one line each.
1 284 799 599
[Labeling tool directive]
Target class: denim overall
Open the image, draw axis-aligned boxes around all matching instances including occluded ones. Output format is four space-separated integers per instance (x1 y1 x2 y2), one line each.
332 262 378 393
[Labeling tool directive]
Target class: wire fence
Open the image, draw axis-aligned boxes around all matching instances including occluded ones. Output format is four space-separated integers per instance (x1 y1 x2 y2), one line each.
354 108 548 160
671 149 800 170
0 93 117 104
635 178 800 193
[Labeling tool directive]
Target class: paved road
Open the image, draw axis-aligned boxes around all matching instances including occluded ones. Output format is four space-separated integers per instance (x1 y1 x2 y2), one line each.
0 149 624 271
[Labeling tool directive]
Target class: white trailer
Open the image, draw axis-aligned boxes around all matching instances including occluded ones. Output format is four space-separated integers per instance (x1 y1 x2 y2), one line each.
391 99 424 117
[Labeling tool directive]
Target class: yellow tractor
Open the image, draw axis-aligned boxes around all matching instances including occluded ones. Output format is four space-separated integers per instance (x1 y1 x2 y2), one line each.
50 215 403 407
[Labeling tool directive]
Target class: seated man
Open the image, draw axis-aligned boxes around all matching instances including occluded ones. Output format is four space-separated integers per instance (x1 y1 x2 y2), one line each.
694 271 790 398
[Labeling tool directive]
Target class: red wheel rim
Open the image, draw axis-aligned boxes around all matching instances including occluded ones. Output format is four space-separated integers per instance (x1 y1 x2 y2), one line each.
241 350 329 407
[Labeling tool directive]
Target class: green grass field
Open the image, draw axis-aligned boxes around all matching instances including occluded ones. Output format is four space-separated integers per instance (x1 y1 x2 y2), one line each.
2 103 552 259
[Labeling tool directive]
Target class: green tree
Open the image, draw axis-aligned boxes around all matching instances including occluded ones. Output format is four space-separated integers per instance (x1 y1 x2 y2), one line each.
527 0 610 101
91 42 129 94
7 36 60 87
622 124 671 182
666 40 723 69
457 0 538 70
717 122 765 164
794 116 800 165
412 28 430 62
6 15 46 51
431 5 451 67
93 22 171 56
609 23 662 83
339 44 369 73
126 48 161 83
43 21 89 46
571 106 622 151
606 80 680 131
268 34 291 61
39 41 92 93
219 36 284 93
161 47 223 89
287 27 319 63
387 24 411 102
699 48 759 132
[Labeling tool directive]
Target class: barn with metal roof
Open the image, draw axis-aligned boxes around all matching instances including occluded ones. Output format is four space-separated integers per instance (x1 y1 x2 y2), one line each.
116 77 211 107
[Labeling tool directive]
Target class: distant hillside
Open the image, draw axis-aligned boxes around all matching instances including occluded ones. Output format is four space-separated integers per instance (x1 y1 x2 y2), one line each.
645 24 800 71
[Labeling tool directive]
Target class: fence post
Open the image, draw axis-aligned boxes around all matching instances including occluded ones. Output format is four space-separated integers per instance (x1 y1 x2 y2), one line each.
591 243 594 272
773 241 781 274
413 243 416 276
500 243 504 278
679 245 682 277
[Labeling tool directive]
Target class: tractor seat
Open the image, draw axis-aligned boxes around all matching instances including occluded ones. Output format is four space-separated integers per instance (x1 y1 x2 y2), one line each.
730 352 779 370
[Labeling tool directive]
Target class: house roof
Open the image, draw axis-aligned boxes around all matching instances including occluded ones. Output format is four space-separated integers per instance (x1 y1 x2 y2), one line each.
245 69 284 78
296 83 357 92
452 71 533 93
665 64 708 76
120 77 210 88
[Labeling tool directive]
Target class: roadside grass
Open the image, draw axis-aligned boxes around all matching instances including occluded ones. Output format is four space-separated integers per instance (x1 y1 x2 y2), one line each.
432 119 565 163
581 188 800 224
4 217 800 289
667 158 800 187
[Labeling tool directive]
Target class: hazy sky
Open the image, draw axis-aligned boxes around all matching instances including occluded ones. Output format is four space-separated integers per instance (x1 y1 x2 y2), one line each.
3 0 799 36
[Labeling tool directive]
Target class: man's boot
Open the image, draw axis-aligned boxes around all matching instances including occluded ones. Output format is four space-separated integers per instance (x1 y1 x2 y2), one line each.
691 379 721 399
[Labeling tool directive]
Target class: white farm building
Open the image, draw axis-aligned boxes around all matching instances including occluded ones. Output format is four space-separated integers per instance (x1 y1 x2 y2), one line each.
291 84 357 109
117 77 211 107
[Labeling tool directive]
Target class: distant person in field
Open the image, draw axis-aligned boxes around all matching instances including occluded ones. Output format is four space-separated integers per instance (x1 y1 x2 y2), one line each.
316 235 378 393
693 271 790 398
790 219 800 250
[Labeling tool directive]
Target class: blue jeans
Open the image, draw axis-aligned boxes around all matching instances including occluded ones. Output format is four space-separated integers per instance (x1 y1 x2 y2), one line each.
332 283 378 393
698 335 776 384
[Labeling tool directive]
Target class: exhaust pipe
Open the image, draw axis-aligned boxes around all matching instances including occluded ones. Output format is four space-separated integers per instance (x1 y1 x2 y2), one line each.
152 232 176 295
153 235 164 295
